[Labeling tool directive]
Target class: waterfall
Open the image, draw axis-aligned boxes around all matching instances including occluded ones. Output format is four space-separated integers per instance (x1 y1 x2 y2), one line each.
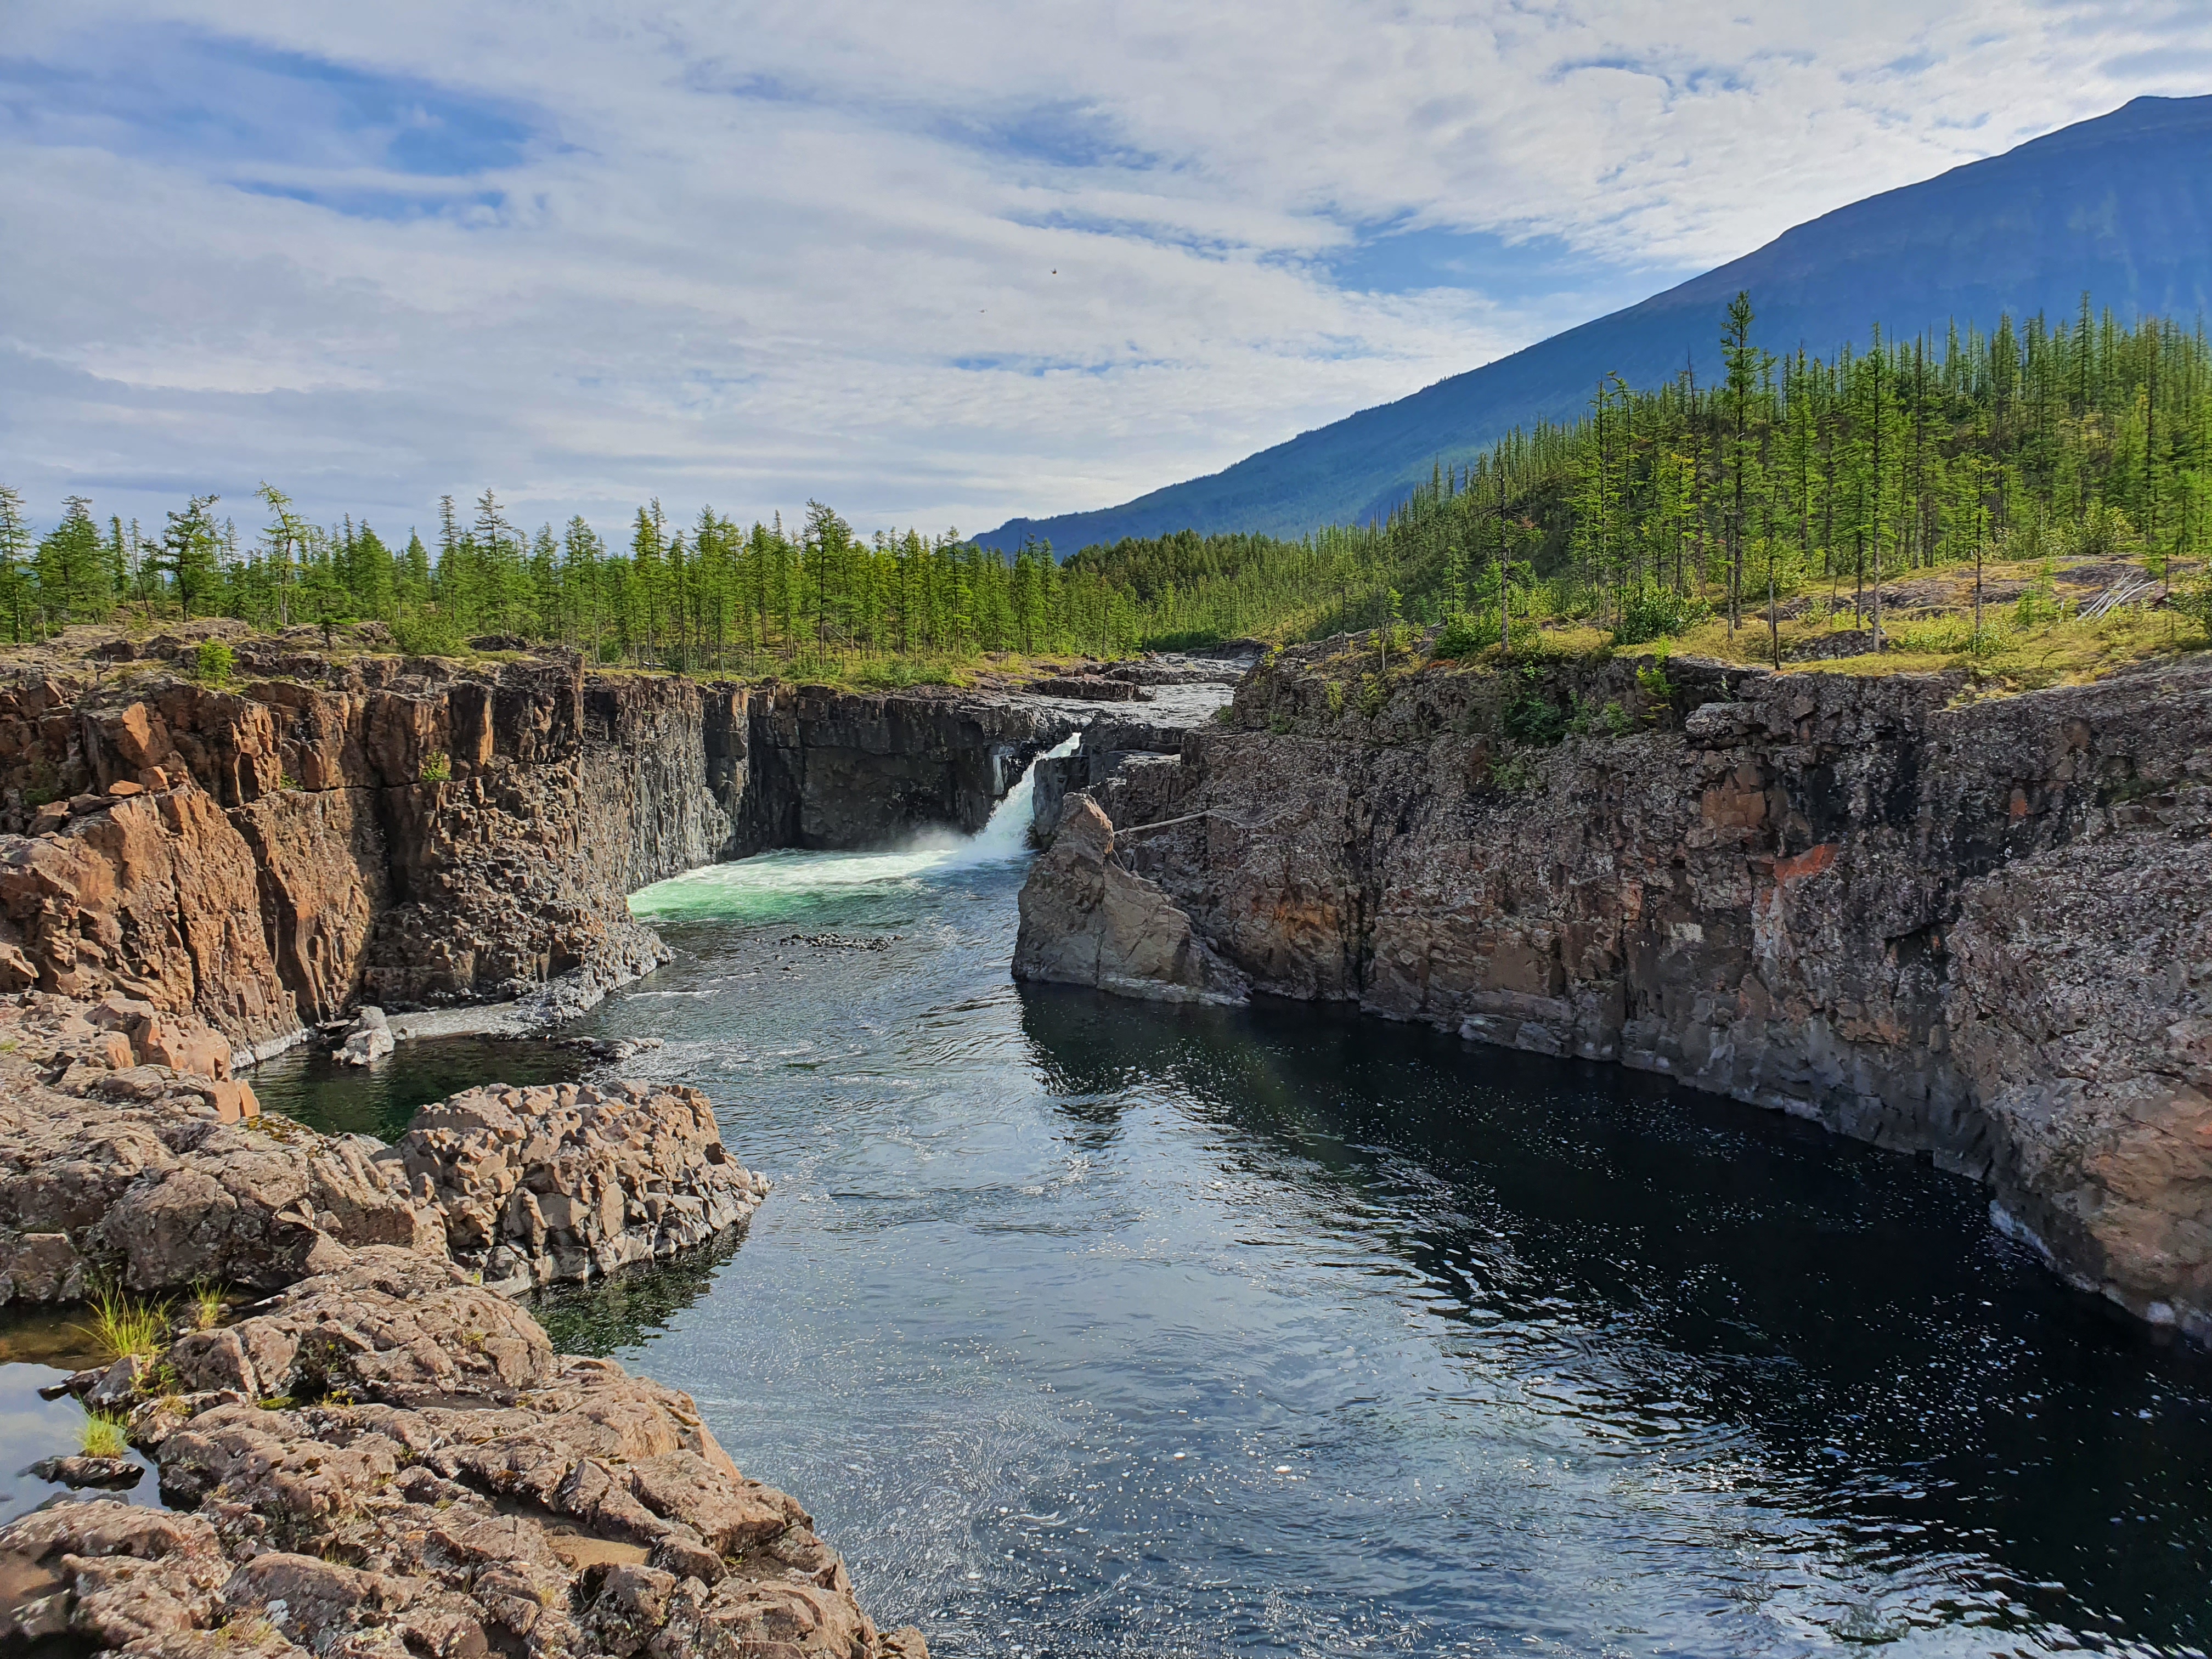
941 733 1080 866
630 734 1081 920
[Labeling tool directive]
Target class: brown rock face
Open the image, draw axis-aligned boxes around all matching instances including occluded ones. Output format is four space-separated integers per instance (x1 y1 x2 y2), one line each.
0 992 764 1304
0 657 1075 1048
0 987 924 1655
2 1256 926 1659
0 994 437 1297
1015 647 2212 1337
387 1082 770 1291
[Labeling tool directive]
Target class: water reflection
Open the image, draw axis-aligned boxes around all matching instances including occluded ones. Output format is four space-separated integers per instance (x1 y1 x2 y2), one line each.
251 1035 582 1141
1014 983 2212 1651
549 812 2212 1659
0 1309 163 1523
529 1232 750 1359
215 757 2212 1657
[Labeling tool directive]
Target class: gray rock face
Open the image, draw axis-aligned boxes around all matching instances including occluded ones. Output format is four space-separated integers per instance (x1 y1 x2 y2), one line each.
1014 646 2212 1337
1013 798 1249 1003
28 1454 142 1489
737 684 1078 850
334 1005 393 1066
1031 718 1194 847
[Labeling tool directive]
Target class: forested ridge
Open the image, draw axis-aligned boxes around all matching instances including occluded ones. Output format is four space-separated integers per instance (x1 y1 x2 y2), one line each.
1067 294 2212 653
5 291 2209 678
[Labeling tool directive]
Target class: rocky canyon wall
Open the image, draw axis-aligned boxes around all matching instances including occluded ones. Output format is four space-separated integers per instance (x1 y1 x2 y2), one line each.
0 646 1073 1057
1015 644 2212 1338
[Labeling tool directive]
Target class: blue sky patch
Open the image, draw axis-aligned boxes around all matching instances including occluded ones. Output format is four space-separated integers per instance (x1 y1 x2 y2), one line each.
237 182 509 223
0 26 538 180
932 98 1165 172
1319 221 1689 309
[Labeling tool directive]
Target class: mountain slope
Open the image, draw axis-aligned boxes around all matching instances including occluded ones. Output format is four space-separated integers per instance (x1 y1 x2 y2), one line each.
981 94 2212 553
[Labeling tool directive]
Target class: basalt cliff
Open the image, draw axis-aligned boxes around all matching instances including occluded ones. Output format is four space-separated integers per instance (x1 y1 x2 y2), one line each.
0 629 1136 1659
1015 640 2212 1340
0 630 1077 1057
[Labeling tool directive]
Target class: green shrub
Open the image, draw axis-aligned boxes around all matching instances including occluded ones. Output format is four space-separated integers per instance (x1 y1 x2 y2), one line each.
1611 586 1706 646
1432 611 1496 660
2013 562 2064 626
394 614 463 658
1325 681 1345 717
1487 748 1537 792
193 640 234 684
853 657 919 690
419 749 452 785
2165 577 2212 637
1502 691 1567 746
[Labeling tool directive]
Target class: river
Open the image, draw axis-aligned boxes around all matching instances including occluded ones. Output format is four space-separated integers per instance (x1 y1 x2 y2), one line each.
232 759 2212 1654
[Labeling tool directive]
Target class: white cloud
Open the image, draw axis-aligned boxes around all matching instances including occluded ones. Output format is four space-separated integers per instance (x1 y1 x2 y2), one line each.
0 0 2197 542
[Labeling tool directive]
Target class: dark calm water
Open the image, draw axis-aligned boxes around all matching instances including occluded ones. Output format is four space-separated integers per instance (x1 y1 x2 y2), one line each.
251 1034 580 1142
142 770 2212 1654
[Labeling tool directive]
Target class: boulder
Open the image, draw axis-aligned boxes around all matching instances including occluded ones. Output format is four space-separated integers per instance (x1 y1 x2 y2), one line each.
381 1082 769 1291
334 1004 393 1066
1013 796 1249 1005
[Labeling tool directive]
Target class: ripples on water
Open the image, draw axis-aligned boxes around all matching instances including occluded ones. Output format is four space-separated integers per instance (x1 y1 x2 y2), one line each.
544 781 2211 1658
57 760 2207 1656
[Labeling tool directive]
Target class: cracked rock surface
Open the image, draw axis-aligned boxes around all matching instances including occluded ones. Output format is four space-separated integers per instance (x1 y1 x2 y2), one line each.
0 1000 923 1656
0 994 766 1304
0 1252 924 1656
1017 646 2212 1336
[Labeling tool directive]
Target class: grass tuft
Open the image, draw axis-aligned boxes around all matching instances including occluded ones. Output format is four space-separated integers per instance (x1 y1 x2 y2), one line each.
72 1289 168 1365
80 1411 129 1459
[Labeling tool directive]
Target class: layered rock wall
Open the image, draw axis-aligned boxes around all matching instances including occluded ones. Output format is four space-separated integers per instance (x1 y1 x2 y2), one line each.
1015 646 2212 1336
741 685 1076 850
0 655 1072 1052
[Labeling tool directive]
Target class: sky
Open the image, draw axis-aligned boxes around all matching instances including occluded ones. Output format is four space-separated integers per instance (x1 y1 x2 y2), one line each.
3 1 2208 545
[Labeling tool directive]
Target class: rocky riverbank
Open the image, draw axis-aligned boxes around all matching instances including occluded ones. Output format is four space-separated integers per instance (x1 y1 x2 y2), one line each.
1015 639 2212 1340
0 988 926 1656
0 633 1082 1057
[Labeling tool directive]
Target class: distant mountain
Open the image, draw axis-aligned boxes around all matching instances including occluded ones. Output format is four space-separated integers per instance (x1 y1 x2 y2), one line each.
980 94 2212 554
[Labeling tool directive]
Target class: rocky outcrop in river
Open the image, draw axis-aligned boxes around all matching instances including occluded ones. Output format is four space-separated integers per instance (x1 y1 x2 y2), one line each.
0 643 1076 1054
0 989 925 1656
1015 641 2212 1339
0 991 764 1303
3 1252 926 1658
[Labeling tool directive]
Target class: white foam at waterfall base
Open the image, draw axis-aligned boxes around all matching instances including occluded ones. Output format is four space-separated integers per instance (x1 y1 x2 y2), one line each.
629 735 1081 923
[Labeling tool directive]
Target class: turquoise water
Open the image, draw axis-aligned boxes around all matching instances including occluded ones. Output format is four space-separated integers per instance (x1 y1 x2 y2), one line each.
509 776 2212 1658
